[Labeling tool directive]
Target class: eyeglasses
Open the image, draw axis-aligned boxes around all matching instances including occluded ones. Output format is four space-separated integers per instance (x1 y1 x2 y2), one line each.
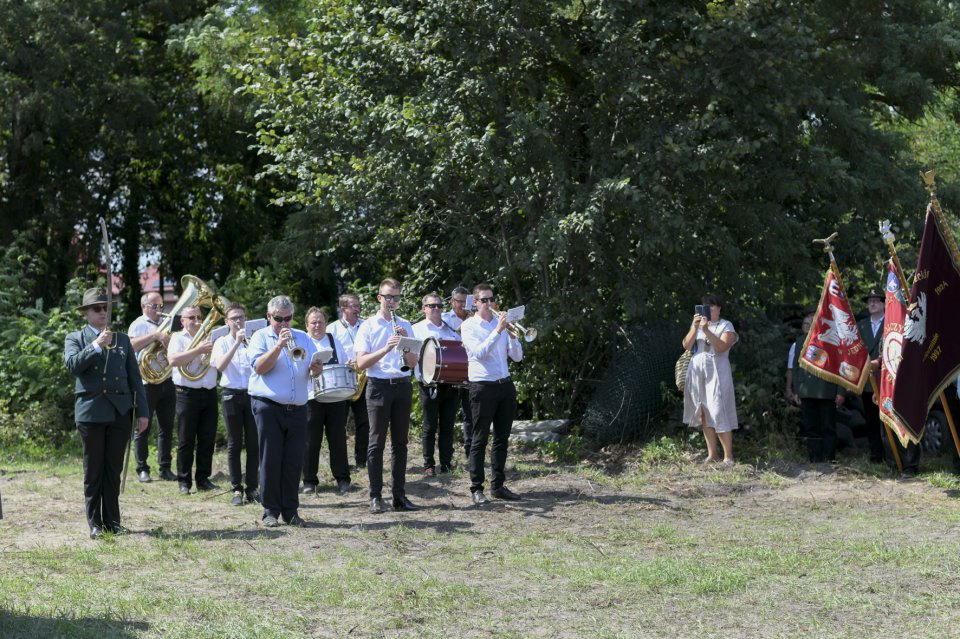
89 305 108 313
271 314 293 323
182 315 202 321
423 303 443 309
476 297 495 304
379 294 401 302
451 298 466 304
227 316 245 322
343 303 360 310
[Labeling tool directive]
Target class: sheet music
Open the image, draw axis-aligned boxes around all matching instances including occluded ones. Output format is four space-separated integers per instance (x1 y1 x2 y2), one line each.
209 325 229 343
506 305 525 323
395 337 422 356
311 348 333 366
244 318 268 337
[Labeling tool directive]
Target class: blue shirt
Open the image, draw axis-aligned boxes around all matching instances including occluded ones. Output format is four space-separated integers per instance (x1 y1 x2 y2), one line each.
247 326 317 405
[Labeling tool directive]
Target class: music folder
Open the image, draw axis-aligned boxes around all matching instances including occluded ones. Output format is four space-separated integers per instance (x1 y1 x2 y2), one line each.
395 337 422 356
506 305 525 323
244 318 268 337
311 348 333 366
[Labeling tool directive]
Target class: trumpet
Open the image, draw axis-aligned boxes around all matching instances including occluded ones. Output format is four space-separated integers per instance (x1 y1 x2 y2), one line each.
390 309 411 372
284 331 306 361
492 304 537 342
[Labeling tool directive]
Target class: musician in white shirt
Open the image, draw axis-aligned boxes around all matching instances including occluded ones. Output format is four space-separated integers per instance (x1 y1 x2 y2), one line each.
355 278 420 514
328 292 370 469
212 302 259 507
166 305 218 495
413 292 461 476
442 286 474 458
128 292 175 483
460 283 523 505
302 307 352 496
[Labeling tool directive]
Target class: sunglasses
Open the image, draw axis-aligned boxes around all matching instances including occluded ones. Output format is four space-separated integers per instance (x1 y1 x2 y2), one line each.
144 303 164 310
271 314 293 323
379 294 401 302
89 305 108 313
423 303 443 309
476 297 495 304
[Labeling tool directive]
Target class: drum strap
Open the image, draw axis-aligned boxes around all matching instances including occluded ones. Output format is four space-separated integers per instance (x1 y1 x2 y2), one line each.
326 334 339 364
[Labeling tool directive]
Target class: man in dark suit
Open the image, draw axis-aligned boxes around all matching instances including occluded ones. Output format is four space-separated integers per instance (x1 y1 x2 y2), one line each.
64 288 149 539
856 291 886 463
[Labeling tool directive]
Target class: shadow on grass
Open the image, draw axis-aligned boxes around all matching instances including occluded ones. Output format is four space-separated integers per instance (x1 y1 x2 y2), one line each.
141 527 285 541
506 489 675 517
335 518 476 533
0 609 147 639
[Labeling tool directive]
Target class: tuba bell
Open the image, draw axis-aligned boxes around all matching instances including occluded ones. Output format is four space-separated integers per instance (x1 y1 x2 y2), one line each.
138 275 218 384
178 292 231 382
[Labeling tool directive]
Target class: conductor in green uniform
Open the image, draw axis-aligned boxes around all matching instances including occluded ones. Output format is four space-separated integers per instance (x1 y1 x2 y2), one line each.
64 288 149 539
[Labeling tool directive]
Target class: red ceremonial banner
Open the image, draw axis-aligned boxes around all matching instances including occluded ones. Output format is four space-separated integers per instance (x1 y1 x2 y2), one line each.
891 202 960 440
799 268 871 393
878 261 911 446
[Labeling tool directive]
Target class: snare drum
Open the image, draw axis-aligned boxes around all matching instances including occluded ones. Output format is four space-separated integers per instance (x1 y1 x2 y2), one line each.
312 364 358 402
418 337 468 386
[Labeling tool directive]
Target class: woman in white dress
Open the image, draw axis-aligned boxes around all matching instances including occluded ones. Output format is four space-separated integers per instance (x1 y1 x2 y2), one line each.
682 294 738 464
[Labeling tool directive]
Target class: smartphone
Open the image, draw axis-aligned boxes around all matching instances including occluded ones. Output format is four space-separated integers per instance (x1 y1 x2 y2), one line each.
695 304 711 318
466 294 476 312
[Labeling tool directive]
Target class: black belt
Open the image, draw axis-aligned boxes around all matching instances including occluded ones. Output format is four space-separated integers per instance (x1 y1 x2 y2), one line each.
473 377 512 385
368 377 411 385
223 387 247 394
175 385 216 393
253 396 303 412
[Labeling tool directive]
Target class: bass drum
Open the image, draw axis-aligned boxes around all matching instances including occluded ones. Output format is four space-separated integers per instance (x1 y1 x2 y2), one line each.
312 364 358 402
419 337 468 386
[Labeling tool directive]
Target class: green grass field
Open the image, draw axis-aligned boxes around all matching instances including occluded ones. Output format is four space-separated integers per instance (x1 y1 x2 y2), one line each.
2 439 960 638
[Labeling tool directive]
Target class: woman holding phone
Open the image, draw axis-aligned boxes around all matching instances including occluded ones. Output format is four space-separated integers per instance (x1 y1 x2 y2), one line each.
681 293 739 464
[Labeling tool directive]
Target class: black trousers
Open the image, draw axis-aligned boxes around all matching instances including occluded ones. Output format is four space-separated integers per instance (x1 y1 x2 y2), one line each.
468 380 517 493
365 379 412 500
861 391 885 462
175 386 218 487
77 412 130 529
252 398 306 520
459 387 474 458
350 393 370 466
135 378 175 473
419 383 459 469
222 388 258 493
800 397 837 462
303 399 351 485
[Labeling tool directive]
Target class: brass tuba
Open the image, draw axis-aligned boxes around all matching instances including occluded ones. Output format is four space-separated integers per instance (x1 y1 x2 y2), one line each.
179 292 231 382
138 275 218 384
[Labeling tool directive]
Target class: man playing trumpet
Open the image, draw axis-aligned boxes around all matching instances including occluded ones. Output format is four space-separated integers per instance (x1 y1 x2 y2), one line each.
167 305 219 495
460 283 523 505
248 296 322 527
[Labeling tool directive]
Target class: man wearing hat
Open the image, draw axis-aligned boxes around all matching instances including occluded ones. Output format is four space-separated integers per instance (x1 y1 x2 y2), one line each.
856 290 887 464
64 288 149 539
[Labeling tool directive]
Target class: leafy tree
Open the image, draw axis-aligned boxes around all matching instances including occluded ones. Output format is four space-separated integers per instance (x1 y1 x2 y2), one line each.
224 0 960 424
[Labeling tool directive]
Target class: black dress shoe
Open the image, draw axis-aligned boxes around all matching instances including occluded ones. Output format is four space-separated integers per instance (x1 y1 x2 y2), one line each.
179 483 191 495
246 490 261 504
301 483 318 495
392 496 420 511
337 480 351 496
90 525 104 540
492 486 521 501
283 513 306 527
471 491 488 505
159 468 177 481
369 497 384 514
196 479 217 491
106 524 131 535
